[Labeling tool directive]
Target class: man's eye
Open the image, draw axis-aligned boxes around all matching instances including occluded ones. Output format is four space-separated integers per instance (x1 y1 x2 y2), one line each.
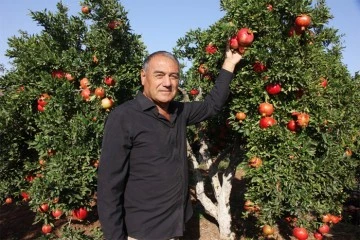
155 74 164 78
170 75 179 80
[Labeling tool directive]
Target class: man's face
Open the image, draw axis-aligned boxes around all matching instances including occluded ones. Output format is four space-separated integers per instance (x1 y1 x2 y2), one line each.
141 55 179 106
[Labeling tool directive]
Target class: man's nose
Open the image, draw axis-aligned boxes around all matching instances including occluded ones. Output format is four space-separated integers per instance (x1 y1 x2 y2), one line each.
162 75 171 87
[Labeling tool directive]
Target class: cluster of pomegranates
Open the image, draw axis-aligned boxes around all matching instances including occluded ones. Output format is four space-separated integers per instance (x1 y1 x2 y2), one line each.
235 103 310 132
229 27 254 54
258 102 277 129
287 112 310 132
37 93 51 112
197 63 212 81
235 102 275 128
40 206 88 234
79 76 114 110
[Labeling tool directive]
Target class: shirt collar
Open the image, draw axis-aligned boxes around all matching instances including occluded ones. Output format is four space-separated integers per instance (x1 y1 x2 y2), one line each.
135 91 156 111
135 91 179 117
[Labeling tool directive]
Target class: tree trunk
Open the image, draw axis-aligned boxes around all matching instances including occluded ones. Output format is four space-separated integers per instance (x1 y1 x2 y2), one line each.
187 140 236 240
218 171 235 240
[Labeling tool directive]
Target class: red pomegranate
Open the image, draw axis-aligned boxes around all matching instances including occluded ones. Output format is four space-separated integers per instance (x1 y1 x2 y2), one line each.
253 61 267 73
295 14 311 31
229 36 239 49
258 102 274 117
236 28 254 47
265 83 281 95
259 117 277 129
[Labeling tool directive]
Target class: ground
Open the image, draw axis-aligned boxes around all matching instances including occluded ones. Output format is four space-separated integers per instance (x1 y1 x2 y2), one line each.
1 176 359 240
1 198 359 240
0 201 221 240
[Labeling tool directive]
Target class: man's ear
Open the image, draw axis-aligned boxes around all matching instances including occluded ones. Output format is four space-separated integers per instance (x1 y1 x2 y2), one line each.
140 69 145 86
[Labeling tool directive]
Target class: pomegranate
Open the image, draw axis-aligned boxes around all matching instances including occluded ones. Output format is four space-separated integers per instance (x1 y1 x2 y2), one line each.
37 93 51 107
229 36 239 49
265 83 281 95
108 20 121 30
65 73 75 81
81 5 90 14
330 215 341 224
52 209 63 219
104 76 115 86
95 87 105 98
293 227 309 240
25 175 35 182
80 77 90 89
345 148 352 157
72 207 88 220
47 149 56 156
262 225 274 236
42 224 52 234
318 224 330 234
205 43 217 54
51 70 65 79
39 203 49 213
313 232 323 240
189 88 199 96
287 119 298 132
235 112 246 121
295 14 311 31
21 192 30 201
320 77 328 88
258 102 274 116
81 88 91 101
322 214 331 223
92 159 100 168
253 61 267 73
5 197 13 204
101 97 114 109
249 157 262 168
37 105 45 112
296 113 310 127
267 4 273 11
238 46 246 54
93 55 99 64
236 28 254 47
244 200 260 212
259 117 276 129
37 98 47 107
288 26 303 37
198 64 208 75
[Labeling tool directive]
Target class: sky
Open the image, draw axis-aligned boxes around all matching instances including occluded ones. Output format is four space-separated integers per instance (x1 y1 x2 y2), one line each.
0 0 359 76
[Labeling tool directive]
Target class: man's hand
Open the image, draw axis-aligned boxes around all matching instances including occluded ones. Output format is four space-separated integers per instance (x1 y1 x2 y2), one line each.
222 44 243 73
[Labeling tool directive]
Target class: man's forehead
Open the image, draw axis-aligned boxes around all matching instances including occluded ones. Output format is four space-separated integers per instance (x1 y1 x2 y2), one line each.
148 57 179 71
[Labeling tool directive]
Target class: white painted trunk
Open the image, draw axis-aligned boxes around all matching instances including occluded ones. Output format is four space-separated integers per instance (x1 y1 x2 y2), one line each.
217 171 235 240
187 140 236 240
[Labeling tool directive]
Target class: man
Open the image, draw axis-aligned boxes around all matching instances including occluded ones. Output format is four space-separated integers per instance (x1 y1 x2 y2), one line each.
97 47 242 240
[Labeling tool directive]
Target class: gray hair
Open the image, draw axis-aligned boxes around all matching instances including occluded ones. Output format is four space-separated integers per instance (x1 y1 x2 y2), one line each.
142 51 180 71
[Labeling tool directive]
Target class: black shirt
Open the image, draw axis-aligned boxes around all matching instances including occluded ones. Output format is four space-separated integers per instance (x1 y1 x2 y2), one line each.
97 69 234 240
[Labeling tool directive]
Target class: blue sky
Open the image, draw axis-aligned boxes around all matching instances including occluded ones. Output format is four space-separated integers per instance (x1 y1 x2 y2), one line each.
0 0 359 75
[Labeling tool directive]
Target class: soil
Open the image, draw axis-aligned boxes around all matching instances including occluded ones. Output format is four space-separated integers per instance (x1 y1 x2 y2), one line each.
1 200 359 240
1 175 359 240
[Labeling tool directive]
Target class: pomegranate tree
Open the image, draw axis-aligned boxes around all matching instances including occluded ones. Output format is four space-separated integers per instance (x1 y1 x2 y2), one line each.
0 0 147 238
173 0 359 239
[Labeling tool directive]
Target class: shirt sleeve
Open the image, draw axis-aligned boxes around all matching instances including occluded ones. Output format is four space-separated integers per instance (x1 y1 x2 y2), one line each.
97 108 132 240
186 69 234 125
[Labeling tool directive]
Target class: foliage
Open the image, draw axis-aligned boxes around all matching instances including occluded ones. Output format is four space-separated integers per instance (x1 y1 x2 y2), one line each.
0 0 146 236
175 0 359 238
